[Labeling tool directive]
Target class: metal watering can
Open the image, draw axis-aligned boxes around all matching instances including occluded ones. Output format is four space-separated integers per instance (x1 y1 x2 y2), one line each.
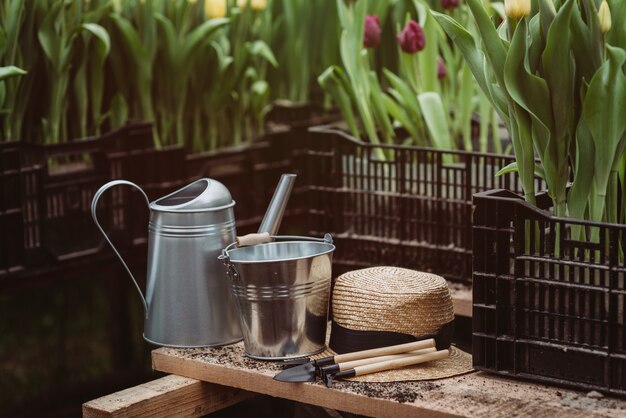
91 178 242 347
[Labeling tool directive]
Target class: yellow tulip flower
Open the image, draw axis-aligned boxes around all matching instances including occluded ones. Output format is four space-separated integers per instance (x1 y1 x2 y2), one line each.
237 0 267 11
504 0 531 20
112 0 122 13
598 0 612 33
205 0 227 19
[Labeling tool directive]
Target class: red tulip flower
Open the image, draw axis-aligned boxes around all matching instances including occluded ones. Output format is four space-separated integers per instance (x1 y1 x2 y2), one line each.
396 20 425 53
363 15 381 48
437 58 447 80
441 0 460 9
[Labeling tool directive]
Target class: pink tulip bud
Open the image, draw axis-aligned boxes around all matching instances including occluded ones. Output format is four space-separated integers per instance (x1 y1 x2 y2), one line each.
437 58 447 80
396 20 425 54
363 15 381 48
441 0 459 10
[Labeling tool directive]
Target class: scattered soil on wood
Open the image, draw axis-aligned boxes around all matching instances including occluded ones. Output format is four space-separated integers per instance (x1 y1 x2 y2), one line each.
172 345 444 404
177 345 284 373
334 381 440 403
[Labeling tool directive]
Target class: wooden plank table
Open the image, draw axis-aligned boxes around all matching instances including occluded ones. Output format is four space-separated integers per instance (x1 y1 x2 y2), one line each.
151 343 626 418
82 374 254 417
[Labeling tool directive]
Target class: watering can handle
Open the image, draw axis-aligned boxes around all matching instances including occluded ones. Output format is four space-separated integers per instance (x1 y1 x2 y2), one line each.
91 180 149 315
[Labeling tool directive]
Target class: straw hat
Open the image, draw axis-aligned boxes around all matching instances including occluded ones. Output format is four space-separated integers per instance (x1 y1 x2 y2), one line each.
318 266 473 382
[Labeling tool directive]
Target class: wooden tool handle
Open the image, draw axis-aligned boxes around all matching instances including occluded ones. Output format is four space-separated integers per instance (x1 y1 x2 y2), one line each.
353 349 450 377
338 347 436 371
334 338 435 363
236 232 271 247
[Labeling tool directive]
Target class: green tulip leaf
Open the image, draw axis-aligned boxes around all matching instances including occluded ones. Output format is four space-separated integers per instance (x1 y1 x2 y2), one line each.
503 18 552 159
251 80 270 116
538 0 556 40
418 92 454 153
567 117 595 223
383 94 418 141
490 3 505 20
336 0 349 30
608 0 626 48
570 3 598 81
527 14 544 74
0 82 5 108
318 65 360 139
247 40 278 68
464 0 508 88
38 1 63 69
582 0 603 68
431 11 491 105
183 17 229 65
0 66 27 81
367 72 395 144
210 41 234 73
384 69 422 130
110 93 128 131
542 0 574 136
3 0 25 64
413 0 428 28
155 14 180 70
504 19 552 128
584 45 626 209
73 53 88 137
0 27 6 57
509 103 537 203
418 1 439 93
538 0 575 205
79 23 110 56
495 161 546 180
109 14 151 81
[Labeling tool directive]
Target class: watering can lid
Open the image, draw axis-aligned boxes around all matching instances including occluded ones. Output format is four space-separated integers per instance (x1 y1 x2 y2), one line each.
150 178 234 212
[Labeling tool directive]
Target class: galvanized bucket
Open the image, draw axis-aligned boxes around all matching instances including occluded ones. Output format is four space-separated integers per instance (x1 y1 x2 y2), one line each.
220 234 335 360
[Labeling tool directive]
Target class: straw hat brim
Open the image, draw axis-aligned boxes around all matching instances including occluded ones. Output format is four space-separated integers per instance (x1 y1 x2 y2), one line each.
311 331 473 383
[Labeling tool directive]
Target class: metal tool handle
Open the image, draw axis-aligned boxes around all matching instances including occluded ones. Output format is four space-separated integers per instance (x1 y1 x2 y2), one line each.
91 180 149 315
258 174 297 235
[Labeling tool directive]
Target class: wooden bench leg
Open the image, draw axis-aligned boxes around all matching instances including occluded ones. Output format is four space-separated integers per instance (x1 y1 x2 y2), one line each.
82 374 254 417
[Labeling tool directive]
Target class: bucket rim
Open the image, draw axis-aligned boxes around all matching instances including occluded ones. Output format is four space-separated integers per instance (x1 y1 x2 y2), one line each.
222 234 334 264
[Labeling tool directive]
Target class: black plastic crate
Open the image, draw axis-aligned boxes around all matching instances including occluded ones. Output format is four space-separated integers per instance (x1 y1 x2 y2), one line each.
472 188 626 396
267 102 340 132
0 143 34 275
288 126 531 283
0 124 156 274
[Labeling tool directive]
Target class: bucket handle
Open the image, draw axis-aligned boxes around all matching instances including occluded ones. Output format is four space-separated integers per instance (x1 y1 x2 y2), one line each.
91 180 149 316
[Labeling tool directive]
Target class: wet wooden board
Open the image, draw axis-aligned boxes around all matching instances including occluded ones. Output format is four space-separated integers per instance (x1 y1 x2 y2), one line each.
82 374 254 418
152 345 626 418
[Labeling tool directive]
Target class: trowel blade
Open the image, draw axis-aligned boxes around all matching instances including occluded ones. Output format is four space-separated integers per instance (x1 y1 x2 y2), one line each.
273 362 318 382
282 357 311 365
